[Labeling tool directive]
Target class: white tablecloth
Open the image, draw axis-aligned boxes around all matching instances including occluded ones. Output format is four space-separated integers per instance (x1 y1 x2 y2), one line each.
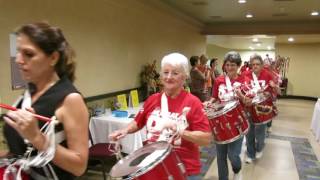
89 106 146 154
311 98 320 142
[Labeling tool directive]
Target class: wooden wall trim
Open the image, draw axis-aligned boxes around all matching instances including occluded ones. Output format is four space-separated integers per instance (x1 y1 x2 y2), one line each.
84 87 142 103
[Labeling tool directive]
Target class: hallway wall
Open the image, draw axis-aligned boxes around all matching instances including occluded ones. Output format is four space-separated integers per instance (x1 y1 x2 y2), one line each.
0 0 206 104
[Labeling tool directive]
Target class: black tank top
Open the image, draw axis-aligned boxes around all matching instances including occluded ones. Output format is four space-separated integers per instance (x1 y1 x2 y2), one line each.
3 76 80 179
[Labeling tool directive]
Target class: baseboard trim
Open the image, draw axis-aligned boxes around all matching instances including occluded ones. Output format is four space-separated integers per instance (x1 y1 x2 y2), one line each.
278 95 318 101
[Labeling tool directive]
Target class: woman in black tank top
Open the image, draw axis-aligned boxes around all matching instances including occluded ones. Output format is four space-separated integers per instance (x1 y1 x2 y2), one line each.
2 22 88 180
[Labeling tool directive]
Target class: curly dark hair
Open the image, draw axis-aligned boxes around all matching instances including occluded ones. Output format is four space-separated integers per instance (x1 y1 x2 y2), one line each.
16 22 76 82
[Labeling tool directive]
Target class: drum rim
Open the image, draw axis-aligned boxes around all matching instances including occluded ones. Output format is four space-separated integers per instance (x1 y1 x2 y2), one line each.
252 118 273 125
252 92 271 104
110 141 173 179
208 100 240 118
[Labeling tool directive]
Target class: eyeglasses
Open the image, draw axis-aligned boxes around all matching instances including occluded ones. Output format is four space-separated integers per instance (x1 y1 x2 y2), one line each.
225 63 238 67
251 63 262 66
161 71 182 78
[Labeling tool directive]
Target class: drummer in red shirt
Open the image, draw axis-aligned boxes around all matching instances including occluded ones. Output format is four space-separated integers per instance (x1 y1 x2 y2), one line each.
211 51 250 180
244 54 279 164
110 52 212 180
240 61 250 75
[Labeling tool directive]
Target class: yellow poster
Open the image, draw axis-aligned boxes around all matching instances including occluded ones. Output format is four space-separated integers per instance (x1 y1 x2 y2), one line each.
117 94 128 110
130 90 139 107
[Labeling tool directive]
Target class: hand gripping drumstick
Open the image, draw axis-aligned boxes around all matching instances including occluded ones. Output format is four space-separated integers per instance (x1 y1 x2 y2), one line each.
0 103 51 122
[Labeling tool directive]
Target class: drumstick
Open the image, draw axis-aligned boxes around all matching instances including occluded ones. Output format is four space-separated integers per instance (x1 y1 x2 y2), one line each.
0 103 51 122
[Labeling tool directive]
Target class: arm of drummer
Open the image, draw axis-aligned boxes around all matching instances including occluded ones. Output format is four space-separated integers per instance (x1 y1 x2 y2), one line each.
180 130 212 146
179 100 212 146
235 88 252 106
49 93 89 176
269 80 280 95
3 94 89 176
0 151 9 158
109 121 140 141
202 97 217 108
0 115 9 158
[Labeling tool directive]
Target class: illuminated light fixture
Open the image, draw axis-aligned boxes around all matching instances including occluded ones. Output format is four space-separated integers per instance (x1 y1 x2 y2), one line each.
249 46 255 50
311 11 319 16
288 37 294 42
246 13 253 18
238 0 246 4
256 43 261 47
267 46 272 50
252 38 259 42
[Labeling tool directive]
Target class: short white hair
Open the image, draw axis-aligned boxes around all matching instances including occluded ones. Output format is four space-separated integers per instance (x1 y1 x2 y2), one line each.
161 52 189 77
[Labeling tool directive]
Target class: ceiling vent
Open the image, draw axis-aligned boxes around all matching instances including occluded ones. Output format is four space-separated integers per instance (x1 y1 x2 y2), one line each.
272 13 288 17
191 1 208 6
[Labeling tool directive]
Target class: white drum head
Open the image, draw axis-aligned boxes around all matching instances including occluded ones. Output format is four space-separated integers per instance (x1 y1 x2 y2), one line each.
212 101 238 117
252 92 270 104
110 141 172 179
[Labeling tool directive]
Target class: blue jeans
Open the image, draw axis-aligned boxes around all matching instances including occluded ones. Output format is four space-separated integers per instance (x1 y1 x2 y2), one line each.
246 117 267 159
216 137 243 180
188 174 202 180
267 120 272 128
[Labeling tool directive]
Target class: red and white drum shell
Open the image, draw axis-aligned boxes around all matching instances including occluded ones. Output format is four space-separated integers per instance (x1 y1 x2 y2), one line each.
205 101 249 144
250 92 277 125
0 159 29 180
110 141 187 180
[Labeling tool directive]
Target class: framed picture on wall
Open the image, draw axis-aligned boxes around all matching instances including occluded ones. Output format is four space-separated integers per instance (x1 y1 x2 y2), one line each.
9 33 26 90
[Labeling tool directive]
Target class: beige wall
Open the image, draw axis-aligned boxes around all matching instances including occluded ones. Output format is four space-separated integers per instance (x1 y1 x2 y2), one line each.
276 43 320 98
206 44 229 69
0 0 206 104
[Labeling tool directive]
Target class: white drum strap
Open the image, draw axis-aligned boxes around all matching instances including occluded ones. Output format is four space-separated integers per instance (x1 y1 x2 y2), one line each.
12 95 23 108
108 141 123 160
160 93 189 144
161 93 169 117
252 72 262 90
21 89 32 110
225 75 233 92
160 93 174 142
221 75 236 101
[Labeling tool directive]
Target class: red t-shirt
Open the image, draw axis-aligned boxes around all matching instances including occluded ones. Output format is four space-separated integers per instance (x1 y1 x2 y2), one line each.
245 69 274 94
240 66 250 75
212 74 248 101
135 90 211 175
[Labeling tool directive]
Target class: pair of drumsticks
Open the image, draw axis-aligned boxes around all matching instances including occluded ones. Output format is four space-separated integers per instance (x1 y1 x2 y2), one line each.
0 103 51 122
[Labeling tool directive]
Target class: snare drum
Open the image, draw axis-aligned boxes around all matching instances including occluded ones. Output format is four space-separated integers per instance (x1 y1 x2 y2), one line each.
205 101 249 144
250 92 276 125
110 141 187 180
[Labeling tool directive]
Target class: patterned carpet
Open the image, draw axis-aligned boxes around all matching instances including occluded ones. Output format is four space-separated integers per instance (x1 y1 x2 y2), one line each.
199 134 320 179
200 141 217 177
269 134 320 180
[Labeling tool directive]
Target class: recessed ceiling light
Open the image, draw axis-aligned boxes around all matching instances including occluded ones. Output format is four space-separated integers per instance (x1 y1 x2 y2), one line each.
267 46 272 50
288 37 294 42
256 43 261 47
311 11 319 16
246 13 253 18
249 46 255 50
252 38 259 42
238 0 246 3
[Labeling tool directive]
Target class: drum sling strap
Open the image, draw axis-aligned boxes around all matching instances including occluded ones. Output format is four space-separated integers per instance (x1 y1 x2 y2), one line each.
4 89 60 180
252 72 261 91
